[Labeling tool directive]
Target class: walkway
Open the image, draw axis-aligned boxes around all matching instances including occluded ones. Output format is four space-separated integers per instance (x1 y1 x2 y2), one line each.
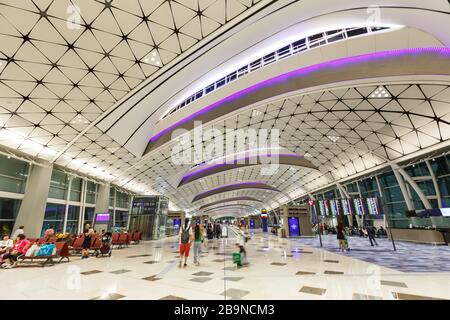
0 228 449 300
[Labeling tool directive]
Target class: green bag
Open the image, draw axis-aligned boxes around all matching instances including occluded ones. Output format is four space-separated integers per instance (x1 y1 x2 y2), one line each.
232 252 241 264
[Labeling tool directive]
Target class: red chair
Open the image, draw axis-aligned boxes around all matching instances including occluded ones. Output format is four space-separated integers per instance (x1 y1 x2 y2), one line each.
117 233 127 248
111 233 120 248
70 236 84 253
37 237 47 245
90 237 101 254
131 232 141 243
55 242 70 263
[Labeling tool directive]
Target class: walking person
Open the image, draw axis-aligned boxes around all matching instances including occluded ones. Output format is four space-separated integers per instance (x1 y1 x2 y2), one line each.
337 222 347 252
366 224 378 246
179 218 193 268
81 226 93 259
193 223 202 266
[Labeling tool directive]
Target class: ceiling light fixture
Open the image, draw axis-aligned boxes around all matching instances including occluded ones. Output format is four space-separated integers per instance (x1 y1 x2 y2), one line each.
370 86 390 98
328 135 340 143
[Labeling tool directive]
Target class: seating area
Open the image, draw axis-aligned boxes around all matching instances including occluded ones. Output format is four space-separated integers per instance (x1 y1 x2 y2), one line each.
1 231 142 269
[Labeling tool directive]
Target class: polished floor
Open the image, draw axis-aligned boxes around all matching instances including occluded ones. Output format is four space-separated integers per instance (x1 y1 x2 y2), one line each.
1 227 449 300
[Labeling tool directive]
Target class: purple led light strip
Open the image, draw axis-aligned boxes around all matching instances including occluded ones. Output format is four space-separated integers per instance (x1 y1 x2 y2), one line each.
181 153 304 182
194 181 279 199
150 47 450 144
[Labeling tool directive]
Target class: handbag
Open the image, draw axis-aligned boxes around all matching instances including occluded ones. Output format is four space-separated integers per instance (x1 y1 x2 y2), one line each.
36 244 56 256
25 244 39 257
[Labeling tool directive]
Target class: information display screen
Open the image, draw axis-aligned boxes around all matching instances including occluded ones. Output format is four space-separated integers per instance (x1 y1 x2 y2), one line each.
366 197 382 215
341 199 353 215
353 198 366 216
288 217 300 236
173 218 181 229
95 213 110 222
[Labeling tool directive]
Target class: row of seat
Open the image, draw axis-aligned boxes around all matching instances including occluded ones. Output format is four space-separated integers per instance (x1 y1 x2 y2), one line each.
22 231 142 264
28 231 142 249
17 242 70 267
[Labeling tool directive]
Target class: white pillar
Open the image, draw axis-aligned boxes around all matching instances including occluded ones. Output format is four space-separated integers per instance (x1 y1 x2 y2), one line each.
391 164 414 211
95 183 110 214
78 179 87 234
426 160 442 208
396 165 432 210
13 162 53 238
126 195 134 231
62 176 72 233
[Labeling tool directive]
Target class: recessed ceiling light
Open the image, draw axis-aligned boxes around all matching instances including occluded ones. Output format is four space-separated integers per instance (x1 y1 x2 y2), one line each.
252 109 263 117
328 135 340 143
370 85 391 99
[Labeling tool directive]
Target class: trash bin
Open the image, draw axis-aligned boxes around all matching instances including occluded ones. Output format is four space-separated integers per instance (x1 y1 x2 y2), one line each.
280 228 287 238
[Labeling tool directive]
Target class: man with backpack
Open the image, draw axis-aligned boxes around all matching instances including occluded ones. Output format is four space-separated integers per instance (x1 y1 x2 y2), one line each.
179 218 193 268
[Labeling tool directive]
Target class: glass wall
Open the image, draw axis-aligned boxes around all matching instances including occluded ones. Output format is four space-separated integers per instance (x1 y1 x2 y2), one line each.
84 207 95 228
70 177 82 202
66 205 80 234
116 191 129 209
115 210 128 228
0 155 29 194
0 198 22 236
42 175 133 235
0 155 29 233
109 187 115 207
48 170 69 200
41 203 65 235
86 181 97 204
293 152 450 230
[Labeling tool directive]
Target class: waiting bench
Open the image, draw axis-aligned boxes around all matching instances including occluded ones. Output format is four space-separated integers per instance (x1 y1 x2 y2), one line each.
17 242 70 267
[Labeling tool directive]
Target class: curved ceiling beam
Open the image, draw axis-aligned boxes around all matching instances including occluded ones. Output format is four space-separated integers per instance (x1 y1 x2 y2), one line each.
145 47 450 153
178 153 317 187
198 197 263 210
204 204 257 213
192 182 280 203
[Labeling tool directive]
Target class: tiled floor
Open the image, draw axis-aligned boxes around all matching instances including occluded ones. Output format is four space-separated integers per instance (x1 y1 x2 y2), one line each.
1 227 449 300
297 234 450 272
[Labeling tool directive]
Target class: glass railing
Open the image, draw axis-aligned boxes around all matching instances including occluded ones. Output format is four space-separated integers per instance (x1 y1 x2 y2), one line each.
162 26 392 120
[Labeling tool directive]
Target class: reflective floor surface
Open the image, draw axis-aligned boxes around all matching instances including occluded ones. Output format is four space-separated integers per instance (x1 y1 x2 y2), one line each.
1 227 449 300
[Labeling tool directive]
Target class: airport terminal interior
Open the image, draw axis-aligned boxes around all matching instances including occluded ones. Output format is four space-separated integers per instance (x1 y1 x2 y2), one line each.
0 0 449 300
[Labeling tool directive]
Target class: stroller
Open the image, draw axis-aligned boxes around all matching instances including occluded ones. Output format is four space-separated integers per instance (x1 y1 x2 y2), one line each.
96 232 112 257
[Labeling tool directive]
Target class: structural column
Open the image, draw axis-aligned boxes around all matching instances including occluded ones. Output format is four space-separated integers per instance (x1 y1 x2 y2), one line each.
391 164 414 211
13 161 53 238
95 183 110 215
426 160 442 208
392 163 432 210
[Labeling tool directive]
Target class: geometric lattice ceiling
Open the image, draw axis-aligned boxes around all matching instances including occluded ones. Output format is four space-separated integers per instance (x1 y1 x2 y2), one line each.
0 0 264 183
129 83 450 212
